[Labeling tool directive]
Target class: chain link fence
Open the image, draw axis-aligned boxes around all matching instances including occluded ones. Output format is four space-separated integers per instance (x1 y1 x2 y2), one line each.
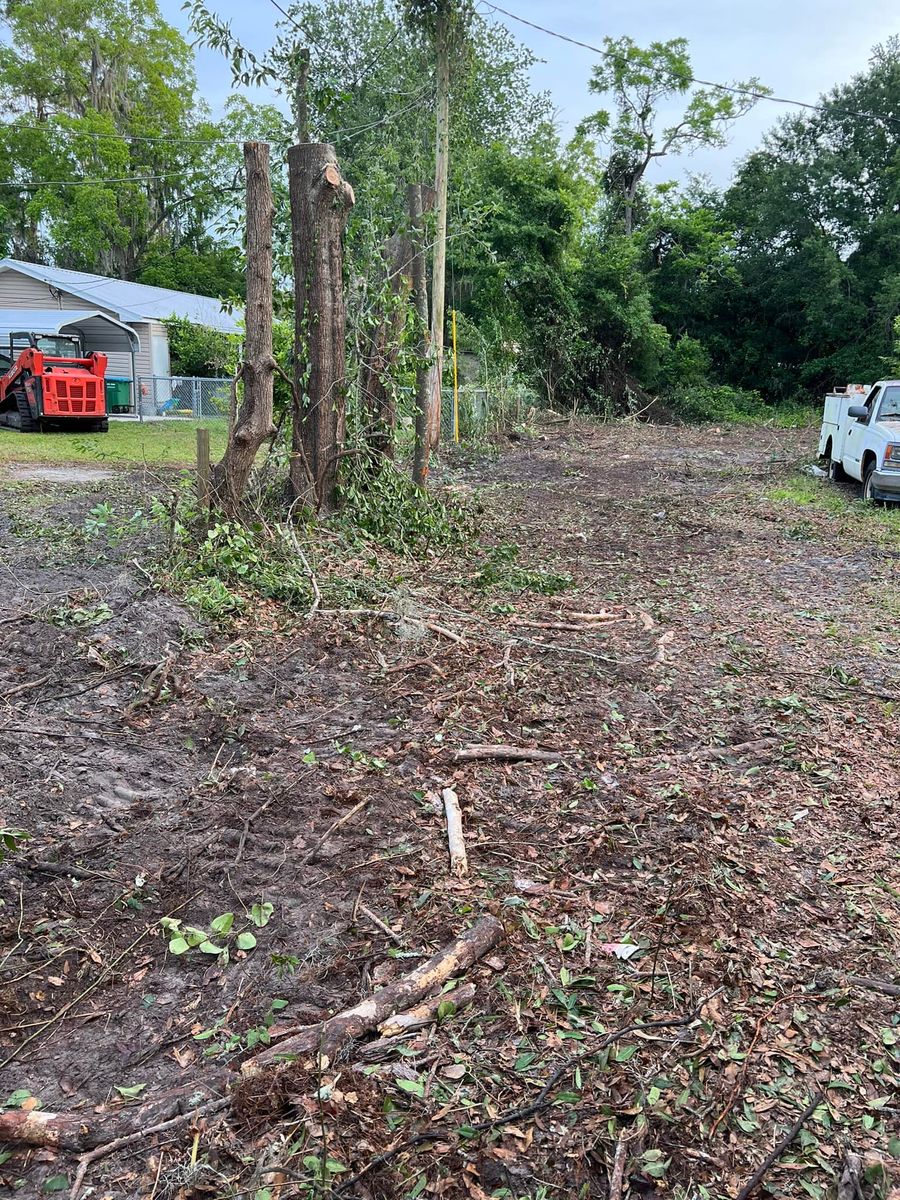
137 376 232 420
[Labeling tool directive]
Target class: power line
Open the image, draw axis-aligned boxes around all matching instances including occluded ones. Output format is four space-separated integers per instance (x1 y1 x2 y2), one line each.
0 169 218 190
0 120 251 147
479 1 900 132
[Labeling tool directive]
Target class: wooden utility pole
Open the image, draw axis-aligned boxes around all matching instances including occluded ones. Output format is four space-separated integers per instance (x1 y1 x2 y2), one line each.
295 47 310 143
287 142 355 510
407 183 431 485
211 141 276 514
427 2 451 454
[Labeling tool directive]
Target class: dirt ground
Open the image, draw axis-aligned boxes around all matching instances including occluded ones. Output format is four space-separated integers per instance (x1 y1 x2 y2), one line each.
1 420 898 1200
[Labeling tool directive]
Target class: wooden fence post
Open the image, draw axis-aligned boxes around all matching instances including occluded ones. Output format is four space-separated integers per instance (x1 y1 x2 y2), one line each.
196 427 210 515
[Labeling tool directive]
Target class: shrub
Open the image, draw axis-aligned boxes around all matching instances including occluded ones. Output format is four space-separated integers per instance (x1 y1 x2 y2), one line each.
665 382 767 423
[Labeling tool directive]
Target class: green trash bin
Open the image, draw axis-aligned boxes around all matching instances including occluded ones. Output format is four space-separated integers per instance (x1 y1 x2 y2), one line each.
105 377 132 413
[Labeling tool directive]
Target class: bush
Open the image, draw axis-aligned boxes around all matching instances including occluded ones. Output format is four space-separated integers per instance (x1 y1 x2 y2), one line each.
665 382 767 423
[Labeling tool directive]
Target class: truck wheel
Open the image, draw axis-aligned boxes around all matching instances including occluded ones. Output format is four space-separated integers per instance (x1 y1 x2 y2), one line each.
828 457 845 482
863 463 879 504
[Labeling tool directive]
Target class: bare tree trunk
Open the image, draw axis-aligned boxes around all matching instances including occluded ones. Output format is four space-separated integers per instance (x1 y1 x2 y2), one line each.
211 142 276 514
359 232 411 463
287 143 355 511
408 183 432 486
427 4 451 454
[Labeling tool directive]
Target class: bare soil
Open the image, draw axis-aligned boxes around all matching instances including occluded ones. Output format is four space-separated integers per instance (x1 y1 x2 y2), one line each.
1 421 898 1200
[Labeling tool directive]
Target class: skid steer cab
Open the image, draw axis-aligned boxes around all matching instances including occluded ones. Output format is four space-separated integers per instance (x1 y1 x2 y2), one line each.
0 331 108 432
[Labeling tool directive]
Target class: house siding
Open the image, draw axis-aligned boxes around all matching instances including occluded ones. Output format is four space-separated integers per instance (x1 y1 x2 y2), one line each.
0 268 169 410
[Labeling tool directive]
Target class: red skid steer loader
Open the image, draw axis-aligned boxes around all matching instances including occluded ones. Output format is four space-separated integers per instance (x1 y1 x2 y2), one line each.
0 331 108 432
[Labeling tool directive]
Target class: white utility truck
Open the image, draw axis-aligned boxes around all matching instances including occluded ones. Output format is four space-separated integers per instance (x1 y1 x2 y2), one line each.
818 381 900 503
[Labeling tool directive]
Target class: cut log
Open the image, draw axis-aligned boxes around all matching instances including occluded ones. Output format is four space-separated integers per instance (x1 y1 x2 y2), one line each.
241 915 504 1070
377 981 476 1037
442 786 468 878
455 744 562 763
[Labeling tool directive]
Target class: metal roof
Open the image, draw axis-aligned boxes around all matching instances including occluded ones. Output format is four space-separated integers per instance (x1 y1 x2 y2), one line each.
0 258 242 334
0 308 140 354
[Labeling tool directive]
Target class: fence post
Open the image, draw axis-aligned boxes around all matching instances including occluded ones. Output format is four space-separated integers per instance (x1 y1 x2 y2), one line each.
196 427 211 516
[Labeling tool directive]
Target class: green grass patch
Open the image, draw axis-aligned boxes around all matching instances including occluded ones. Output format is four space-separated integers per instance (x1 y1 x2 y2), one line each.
767 473 900 541
0 420 227 467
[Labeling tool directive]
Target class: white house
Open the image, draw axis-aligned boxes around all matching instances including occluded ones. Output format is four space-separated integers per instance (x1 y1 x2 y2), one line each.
0 258 242 412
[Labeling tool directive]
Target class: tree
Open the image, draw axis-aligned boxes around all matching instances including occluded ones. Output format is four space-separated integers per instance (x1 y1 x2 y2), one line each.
581 37 763 234
212 143 276 514
0 0 254 279
287 143 355 510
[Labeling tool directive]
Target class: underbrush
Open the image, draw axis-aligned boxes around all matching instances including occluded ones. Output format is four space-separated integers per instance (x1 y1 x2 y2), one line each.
470 542 572 595
665 383 811 427
85 460 481 623
335 460 475 554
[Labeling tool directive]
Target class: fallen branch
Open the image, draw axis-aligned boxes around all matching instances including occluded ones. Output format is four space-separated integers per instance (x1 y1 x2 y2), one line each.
846 974 900 998
734 1090 825 1200
300 797 368 866
454 744 561 763
0 1092 227 1155
332 994 713 1197
241 915 504 1070
1 672 52 700
442 787 468 878
710 991 801 1139
509 619 622 633
378 981 476 1037
609 1133 629 1200
68 1098 229 1200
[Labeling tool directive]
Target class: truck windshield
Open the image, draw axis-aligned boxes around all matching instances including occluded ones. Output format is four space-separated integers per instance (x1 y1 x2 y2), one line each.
879 386 900 420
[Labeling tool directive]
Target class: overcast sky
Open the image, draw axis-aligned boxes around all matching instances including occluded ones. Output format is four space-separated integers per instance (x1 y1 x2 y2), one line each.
160 0 898 188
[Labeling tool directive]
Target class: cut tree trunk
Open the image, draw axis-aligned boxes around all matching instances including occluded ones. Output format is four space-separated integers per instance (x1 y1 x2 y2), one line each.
287 142 355 512
211 142 276 514
358 232 411 463
241 914 503 1070
407 183 432 485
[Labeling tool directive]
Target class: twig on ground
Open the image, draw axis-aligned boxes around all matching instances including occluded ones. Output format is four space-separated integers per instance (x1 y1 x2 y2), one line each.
68 1098 229 1200
734 1090 826 1200
424 620 465 644
0 924 153 1069
358 903 403 945
1 672 52 700
300 797 368 866
27 861 118 882
234 795 277 866
710 991 802 1139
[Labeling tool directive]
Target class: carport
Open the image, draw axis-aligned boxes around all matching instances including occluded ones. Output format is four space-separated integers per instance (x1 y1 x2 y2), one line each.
0 308 141 413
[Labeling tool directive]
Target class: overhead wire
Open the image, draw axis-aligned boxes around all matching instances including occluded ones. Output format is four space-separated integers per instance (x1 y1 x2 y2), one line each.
0 169 220 190
478 1 900 132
